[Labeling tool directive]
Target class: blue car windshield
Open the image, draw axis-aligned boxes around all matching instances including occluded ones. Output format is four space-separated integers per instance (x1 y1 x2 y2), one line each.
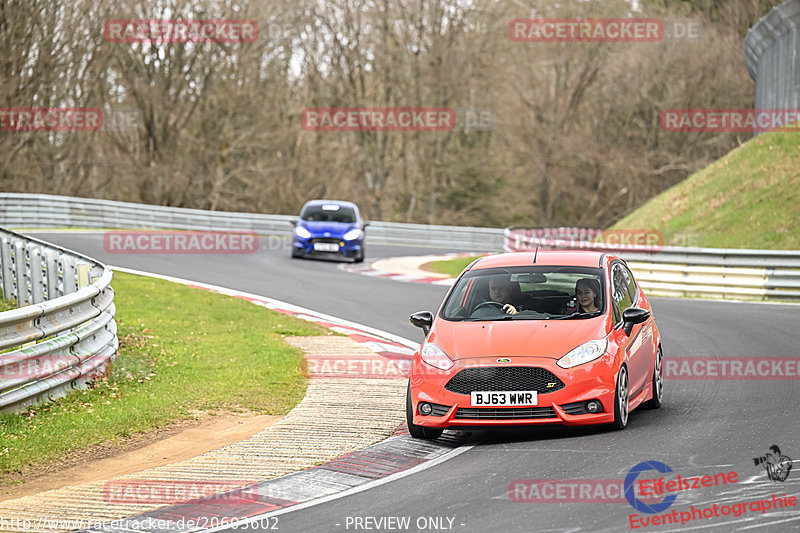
440 265 605 321
301 205 357 223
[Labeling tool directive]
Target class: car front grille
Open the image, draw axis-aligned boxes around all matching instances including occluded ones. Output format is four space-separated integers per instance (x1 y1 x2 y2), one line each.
444 366 565 395
454 407 557 420
311 237 342 244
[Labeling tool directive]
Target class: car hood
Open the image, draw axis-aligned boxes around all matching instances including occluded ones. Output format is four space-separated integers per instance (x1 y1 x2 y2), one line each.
428 317 609 360
300 221 357 235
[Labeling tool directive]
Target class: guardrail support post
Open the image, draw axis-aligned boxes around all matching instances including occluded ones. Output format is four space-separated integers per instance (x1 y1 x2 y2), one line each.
45 250 59 300
14 240 29 306
30 247 45 303
0 237 13 301
60 255 77 295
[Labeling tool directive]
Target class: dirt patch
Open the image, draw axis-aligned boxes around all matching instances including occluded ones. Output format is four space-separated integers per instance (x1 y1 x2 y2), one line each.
417 261 438 273
0 411 280 502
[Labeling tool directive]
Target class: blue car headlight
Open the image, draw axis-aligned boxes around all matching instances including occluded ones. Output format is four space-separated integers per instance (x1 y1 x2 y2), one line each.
556 337 608 368
343 228 363 241
295 226 312 239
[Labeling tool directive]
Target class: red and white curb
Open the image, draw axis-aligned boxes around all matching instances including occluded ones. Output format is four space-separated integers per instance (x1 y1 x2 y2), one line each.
79 267 472 533
340 253 485 286
82 435 471 533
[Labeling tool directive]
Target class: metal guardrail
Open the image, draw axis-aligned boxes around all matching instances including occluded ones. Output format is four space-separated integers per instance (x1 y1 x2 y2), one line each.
744 0 800 113
624 252 800 301
0 193 504 252
0 228 117 412
503 228 800 301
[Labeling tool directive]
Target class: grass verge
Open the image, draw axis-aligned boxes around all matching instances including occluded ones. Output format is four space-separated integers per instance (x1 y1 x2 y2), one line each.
423 255 484 278
0 271 326 480
613 129 800 249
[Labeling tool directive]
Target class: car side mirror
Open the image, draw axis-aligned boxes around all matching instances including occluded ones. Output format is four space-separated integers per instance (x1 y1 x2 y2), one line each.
622 307 650 336
410 311 433 337
289 218 297 227
362 221 370 229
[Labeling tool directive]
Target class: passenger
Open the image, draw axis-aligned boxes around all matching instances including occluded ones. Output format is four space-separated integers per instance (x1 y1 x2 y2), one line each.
488 276 520 315
575 278 602 313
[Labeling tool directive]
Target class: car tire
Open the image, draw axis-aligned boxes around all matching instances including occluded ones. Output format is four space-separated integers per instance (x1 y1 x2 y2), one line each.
291 248 303 259
406 382 443 440
642 347 664 409
353 247 365 263
611 365 629 430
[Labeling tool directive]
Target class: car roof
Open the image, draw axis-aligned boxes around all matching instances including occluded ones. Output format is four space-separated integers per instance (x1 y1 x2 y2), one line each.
470 251 609 269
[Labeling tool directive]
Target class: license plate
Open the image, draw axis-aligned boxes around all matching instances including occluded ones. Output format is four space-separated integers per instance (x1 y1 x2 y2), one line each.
313 242 340 252
470 390 537 407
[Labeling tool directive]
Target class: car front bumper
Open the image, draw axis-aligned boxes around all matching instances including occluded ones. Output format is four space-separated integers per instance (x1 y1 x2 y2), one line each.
409 355 620 428
292 236 363 257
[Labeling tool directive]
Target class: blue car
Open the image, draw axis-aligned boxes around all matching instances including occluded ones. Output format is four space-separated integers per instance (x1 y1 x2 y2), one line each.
291 200 367 262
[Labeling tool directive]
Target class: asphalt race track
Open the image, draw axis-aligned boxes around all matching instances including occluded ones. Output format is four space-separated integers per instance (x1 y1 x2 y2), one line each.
29 231 800 532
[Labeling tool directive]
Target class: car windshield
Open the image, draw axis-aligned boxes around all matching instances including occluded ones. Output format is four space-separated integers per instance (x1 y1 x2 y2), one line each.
301 205 357 223
440 265 605 321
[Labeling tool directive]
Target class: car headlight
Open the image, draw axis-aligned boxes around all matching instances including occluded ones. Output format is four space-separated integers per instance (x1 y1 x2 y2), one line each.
295 226 311 239
557 338 608 369
420 342 454 370
343 228 363 241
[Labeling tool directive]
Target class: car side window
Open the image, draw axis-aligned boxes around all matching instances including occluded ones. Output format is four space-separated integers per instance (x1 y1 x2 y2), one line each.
611 263 633 323
624 264 638 304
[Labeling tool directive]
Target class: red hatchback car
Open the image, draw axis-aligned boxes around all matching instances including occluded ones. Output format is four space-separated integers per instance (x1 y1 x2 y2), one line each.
406 251 663 439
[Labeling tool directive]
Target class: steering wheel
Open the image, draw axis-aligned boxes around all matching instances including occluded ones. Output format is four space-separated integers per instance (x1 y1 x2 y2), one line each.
474 301 505 311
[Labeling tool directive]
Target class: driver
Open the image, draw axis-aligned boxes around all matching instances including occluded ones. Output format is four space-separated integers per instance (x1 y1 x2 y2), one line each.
488 277 520 315
575 278 602 313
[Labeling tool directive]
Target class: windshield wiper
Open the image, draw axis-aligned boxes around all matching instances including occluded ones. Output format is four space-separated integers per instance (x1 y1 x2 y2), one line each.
553 312 601 320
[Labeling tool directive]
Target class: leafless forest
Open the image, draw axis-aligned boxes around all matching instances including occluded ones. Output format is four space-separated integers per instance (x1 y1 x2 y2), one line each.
0 0 783 227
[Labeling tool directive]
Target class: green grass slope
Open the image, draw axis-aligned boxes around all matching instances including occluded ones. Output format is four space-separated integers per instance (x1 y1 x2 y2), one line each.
613 130 800 249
